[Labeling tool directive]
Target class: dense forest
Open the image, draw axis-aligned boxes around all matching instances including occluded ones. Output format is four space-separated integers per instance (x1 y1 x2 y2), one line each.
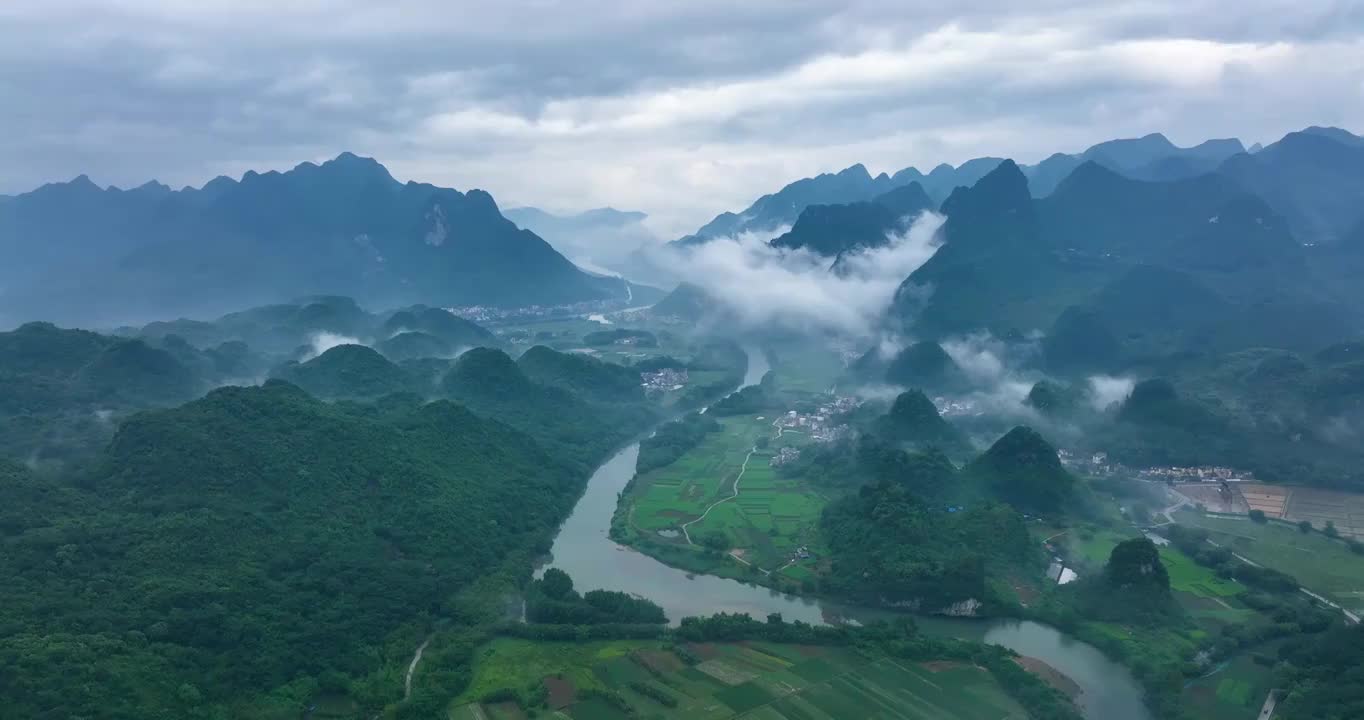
869 389 972 458
524 569 668 625
0 304 685 719
442 347 655 471
810 438 1042 611
636 411 721 474
0 380 604 718
1277 624 1364 719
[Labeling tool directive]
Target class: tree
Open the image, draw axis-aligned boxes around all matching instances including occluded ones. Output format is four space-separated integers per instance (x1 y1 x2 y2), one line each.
539 568 575 601
1298 520 1313 533
1104 538 1171 593
1324 521 1339 539
1249 509 1267 523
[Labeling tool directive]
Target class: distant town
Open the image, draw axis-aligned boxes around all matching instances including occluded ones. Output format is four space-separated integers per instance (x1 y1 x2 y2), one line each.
1058 449 1257 484
449 298 639 325
640 368 688 394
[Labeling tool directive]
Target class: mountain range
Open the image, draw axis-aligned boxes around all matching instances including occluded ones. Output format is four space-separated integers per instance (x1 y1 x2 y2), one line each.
895 154 1363 354
672 126 1362 250
0 153 640 328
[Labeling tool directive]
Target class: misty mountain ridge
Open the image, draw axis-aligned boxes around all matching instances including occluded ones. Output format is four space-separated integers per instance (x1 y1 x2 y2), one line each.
893 149 1364 356
504 206 648 229
0 153 638 328
669 126 1358 253
768 182 934 258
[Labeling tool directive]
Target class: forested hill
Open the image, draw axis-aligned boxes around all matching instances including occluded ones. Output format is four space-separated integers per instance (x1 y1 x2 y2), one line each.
0 153 633 327
443 347 656 470
0 380 595 719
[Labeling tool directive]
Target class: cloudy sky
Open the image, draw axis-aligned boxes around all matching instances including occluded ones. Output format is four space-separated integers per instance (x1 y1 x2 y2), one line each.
2 1 1362 236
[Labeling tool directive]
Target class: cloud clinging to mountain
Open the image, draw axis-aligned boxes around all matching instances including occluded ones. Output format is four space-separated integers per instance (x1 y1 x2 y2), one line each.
1 1 1361 235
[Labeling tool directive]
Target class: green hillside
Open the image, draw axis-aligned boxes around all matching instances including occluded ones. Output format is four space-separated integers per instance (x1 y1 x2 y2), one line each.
0 380 587 719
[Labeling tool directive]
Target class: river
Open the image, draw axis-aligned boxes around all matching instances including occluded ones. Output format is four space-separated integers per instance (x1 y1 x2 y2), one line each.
538 346 1151 720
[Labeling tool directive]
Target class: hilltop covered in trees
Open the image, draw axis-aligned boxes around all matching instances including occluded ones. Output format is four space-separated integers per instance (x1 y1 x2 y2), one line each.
0 380 596 719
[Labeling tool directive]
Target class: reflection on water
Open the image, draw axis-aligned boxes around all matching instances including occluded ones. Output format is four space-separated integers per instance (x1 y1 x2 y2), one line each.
536 346 1150 720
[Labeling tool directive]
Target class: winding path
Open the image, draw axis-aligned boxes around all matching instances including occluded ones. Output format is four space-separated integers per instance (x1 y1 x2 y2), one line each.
680 445 759 546
679 417 795 576
403 635 433 701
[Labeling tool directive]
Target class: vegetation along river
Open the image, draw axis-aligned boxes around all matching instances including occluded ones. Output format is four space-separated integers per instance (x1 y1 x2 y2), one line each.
538 347 1151 720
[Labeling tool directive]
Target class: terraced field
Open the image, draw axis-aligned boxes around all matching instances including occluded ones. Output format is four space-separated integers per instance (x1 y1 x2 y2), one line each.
449 640 1028 720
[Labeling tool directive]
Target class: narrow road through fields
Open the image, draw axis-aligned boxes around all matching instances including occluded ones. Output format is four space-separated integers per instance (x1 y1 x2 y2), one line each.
679 417 788 577
681 445 758 546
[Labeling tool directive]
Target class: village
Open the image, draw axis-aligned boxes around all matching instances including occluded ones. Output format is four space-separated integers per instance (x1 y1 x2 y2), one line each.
774 395 860 443
1057 449 1255 484
448 297 633 325
639 367 688 393
769 395 862 468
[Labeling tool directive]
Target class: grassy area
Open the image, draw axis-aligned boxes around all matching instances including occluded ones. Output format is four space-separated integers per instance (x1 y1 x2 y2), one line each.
450 640 1028 720
1176 509 1364 614
1057 526 1244 598
452 638 662 706
622 414 830 581
1161 548 1244 599
617 341 860 586
1184 652 1276 720
1057 527 1141 570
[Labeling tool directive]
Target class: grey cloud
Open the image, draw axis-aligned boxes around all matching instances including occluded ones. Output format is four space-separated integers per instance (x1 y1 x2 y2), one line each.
1 1 1361 236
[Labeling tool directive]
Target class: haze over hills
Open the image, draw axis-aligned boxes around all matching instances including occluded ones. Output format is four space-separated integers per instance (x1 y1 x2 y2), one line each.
502 206 658 277
0 153 640 328
4 118 1364 720
10 2 1364 718
668 127 1353 252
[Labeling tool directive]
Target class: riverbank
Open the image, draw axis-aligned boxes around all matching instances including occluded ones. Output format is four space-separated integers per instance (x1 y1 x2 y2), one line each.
534 444 1151 720
534 350 1152 720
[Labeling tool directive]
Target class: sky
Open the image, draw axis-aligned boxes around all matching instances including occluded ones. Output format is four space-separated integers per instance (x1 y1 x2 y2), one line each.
2 1 1362 237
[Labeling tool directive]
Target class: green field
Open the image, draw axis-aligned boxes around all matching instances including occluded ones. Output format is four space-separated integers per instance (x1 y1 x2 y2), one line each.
624 414 829 579
452 638 660 705
1059 526 1244 597
1061 527 1139 569
1183 652 1276 720
1176 509 1364 614
450 639 1028 720
1160 547 1244 599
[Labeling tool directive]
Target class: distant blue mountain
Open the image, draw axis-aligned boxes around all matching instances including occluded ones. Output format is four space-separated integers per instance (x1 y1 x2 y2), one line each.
0 154 635 327
670 131 1253 248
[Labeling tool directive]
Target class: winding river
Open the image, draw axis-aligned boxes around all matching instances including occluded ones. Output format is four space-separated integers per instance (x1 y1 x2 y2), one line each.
538 348 1151 720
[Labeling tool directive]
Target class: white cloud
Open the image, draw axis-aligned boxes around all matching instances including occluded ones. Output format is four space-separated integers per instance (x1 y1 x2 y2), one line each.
1087 374 1135 410
0 1 1361 238
303 332 363 361
661 211 944 337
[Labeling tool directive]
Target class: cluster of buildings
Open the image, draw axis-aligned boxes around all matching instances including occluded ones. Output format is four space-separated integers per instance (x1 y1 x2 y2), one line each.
640 368 688 393
1058 449 1255 484
770 446 801 467
775 396 861 443
1138 465 1254 483
449 298 630 325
